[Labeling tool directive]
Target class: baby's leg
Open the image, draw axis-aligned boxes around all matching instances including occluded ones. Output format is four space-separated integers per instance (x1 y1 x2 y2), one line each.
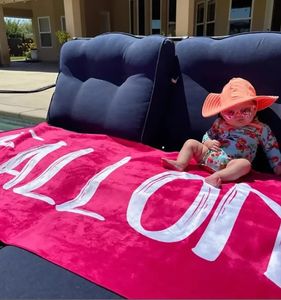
205 158 251 188
162 139 208 171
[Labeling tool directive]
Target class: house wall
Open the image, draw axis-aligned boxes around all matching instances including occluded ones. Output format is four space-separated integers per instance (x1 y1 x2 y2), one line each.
110 0 130 33
198 0 268 37
144 0 151 34
263 0 274 31
0 0 279 64
215 0 230 36
83 0 132 37
0 5 10 65
176 0 194 36
64 0 85 38
3 8 32 18
3 1 33 18
161 0 168 35
252 0 267 31
83 0 110 37
31 0 64 61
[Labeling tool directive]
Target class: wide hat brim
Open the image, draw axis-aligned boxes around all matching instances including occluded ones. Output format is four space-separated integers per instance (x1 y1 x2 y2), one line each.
202 93 279 117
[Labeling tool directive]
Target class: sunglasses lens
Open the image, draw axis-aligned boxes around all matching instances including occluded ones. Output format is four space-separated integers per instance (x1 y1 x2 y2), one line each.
222 106 254 120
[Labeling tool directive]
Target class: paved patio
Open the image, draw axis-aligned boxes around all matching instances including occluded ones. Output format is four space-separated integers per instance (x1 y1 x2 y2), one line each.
0 60 59 123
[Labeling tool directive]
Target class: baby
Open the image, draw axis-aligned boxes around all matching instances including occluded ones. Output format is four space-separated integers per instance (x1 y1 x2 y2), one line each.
162 78 281 187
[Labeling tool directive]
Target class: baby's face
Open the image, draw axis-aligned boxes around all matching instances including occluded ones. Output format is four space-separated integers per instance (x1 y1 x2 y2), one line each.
221 101 257 128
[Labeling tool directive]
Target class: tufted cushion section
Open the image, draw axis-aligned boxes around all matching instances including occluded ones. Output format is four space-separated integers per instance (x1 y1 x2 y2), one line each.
47 33 175 147
164 32 281 172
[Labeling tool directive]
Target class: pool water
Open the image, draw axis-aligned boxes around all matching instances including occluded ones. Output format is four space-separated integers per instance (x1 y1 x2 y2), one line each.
0 116 38 132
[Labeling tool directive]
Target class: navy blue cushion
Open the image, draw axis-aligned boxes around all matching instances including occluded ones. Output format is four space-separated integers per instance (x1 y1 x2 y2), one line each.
164 32 281 172
0 246 122 299
48 33 175 148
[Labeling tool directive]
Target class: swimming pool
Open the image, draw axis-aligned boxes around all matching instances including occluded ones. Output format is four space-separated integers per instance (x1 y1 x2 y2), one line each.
0 115 38 132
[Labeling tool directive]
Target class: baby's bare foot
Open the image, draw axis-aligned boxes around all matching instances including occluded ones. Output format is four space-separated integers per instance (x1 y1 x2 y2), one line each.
205 174 222 188
161 158 186 171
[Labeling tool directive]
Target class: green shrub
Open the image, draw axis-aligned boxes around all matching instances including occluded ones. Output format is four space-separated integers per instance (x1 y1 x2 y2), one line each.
55 30 71 45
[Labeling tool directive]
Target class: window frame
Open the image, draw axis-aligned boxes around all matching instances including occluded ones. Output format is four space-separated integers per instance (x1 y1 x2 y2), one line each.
167 0 176 36
129 0 135 34
136 0 145 35
37 16 52 48
150 0 162 34
228 0 254 35
60 16 66 32
194 0 216 36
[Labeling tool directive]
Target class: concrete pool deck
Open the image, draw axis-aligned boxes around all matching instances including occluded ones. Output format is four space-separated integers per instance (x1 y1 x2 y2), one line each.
0 60 59 124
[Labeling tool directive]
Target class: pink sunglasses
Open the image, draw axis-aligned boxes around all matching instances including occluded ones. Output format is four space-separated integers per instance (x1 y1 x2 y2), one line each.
221 105 256 120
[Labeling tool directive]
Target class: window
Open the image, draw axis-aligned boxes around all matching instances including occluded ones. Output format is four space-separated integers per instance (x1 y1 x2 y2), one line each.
61 16 66 32
151 0 161 34
138 0 145 35
129 0 145 35
229 0 252 35
167 0 176 36
195 0 215 36
271 0 281 31
129 0 135 34
38 16 52 47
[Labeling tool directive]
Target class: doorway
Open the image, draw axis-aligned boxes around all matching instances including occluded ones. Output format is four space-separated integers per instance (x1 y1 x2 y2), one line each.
271 0 281 31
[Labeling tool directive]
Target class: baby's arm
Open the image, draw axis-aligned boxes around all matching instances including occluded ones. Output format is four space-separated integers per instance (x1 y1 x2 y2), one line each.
202 118 221 151
203 139 221 151
260 123 281 175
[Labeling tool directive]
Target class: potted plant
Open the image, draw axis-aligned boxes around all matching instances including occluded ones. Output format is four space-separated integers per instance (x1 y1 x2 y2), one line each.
55 30 71 46
30 42 38 60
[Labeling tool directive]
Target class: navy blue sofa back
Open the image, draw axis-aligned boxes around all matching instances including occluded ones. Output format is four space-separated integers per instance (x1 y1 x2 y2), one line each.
48 31 281 172
47 33 175 148
164 32 281 171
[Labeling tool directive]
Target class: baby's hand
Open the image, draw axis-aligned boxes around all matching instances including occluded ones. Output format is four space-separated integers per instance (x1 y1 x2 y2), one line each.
273 165 281 176
204 139 221 152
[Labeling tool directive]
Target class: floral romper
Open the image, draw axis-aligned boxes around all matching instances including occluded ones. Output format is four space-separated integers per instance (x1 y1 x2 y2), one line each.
201 117 281 172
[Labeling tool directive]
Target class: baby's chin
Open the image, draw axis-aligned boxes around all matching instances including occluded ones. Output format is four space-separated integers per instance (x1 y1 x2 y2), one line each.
225 119 253 128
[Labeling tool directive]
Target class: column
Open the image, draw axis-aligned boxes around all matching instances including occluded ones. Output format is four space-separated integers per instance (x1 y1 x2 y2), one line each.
263 0 274 31
63 0 83 38
175 0 195 36
0 5 10 66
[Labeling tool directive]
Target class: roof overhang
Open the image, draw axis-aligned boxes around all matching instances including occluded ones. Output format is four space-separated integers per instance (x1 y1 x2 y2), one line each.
0 0 31 4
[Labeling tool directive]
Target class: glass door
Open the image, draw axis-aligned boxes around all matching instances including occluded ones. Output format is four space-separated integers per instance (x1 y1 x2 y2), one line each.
271 0 281 31
194 0 215 36
229 0 252 34
152 0 161 34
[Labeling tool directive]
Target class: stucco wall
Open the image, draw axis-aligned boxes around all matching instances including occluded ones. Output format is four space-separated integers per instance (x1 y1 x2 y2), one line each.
0 5 10 65
144 0 151 34
212 0 267 36
176 0 194 36
83 0 132 37
83 0 110 37
31 0 64 61
110 0 130 33
252 0 267 31
3 7 32 18
161 0 168 35
3 1 33 18
215 0 230 36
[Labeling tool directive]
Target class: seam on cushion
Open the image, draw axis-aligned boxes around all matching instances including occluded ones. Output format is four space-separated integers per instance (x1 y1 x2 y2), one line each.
140 38 166 143
103 35 136 134
103 81 121 131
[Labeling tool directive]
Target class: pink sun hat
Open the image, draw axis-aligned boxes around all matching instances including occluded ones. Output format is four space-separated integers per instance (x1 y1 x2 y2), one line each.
202 77 279 117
